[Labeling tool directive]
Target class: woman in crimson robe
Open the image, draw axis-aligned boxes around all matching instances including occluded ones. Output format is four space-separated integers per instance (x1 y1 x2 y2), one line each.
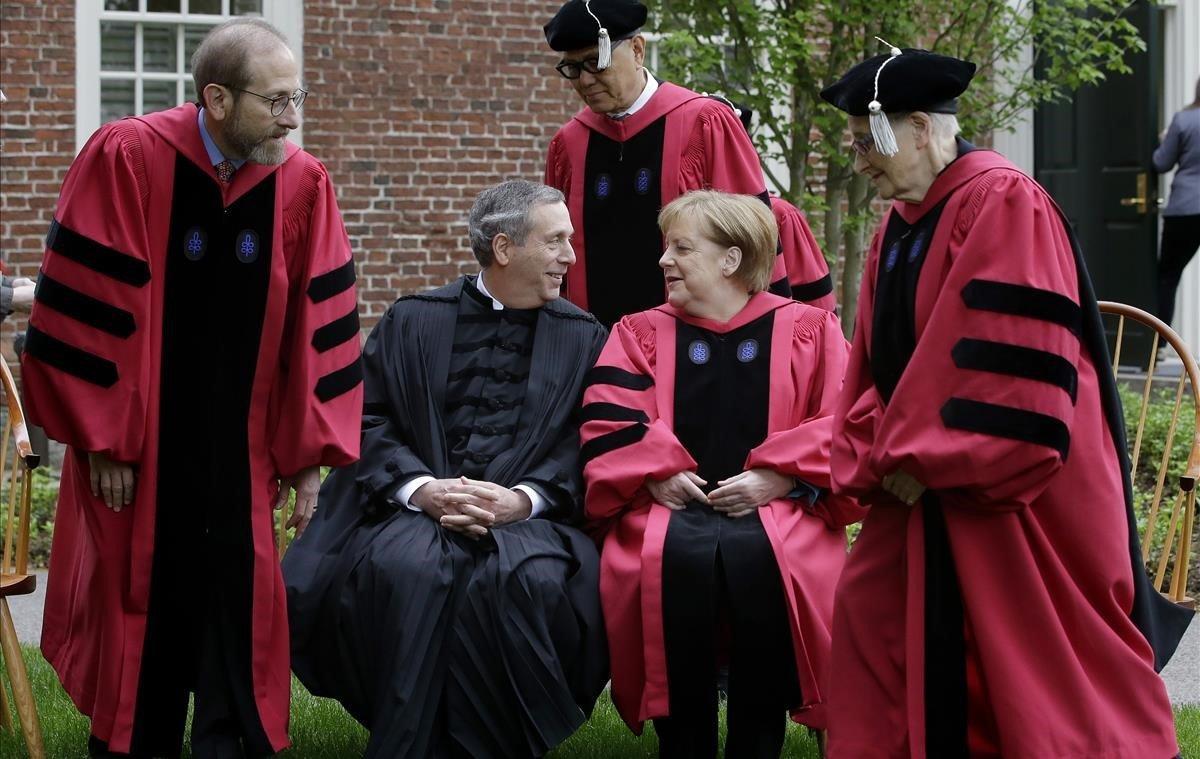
821 47 1188 759
580 190 863 759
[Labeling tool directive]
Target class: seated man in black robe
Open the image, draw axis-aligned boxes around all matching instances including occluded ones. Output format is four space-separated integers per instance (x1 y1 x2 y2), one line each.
282 180 609 759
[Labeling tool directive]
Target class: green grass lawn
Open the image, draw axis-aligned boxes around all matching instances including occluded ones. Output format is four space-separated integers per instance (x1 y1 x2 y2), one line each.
1 646 1196 758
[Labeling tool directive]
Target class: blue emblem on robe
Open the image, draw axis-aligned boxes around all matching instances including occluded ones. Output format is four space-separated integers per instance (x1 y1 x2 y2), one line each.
595 174 612 199
183 227 206 261
635 168 652 195
689 339 711 365
909 229 927 262
235 230 259 263
737 339 758 363
885 241 901 271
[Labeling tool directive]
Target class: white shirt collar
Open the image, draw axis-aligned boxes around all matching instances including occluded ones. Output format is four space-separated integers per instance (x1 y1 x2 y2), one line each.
474 271 505 311
608 70 658 120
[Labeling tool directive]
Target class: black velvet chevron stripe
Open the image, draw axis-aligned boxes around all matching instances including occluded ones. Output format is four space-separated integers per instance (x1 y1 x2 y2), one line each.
579 401 650 424
580 422 648 468
583 365 653 392
951 338 1078 403
315 358 363 402
35 273 136 338
45 219 150 286
960 279 1081 336
941 397 1070 460
792 273 834 302
24 324 119 387
311 307 360 353
769 275 791 297
306 259 356 304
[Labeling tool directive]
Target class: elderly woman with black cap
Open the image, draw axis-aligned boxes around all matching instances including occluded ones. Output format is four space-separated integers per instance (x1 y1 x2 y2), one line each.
822 44 1189 759
580 189 862 759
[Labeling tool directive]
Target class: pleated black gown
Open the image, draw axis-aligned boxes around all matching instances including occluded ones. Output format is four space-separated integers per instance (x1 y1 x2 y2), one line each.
283 277 610 758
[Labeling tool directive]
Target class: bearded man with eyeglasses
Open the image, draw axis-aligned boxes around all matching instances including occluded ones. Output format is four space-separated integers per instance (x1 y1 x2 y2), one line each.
543 0 835 329
22 17 362 759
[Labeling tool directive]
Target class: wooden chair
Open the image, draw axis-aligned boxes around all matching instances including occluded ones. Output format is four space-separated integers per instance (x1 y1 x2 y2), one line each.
0 357 45 758
1100 301 1198 609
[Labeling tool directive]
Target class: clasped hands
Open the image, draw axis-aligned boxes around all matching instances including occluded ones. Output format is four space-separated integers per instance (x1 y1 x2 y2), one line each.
881 468 925 505
646 468 793 518
412 476 532 539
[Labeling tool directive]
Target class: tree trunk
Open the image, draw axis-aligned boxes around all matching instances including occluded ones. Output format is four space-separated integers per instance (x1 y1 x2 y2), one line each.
823 167 849 305
839 172 872 339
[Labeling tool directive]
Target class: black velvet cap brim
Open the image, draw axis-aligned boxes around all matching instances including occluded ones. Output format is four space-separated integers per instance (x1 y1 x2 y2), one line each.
819 48 976 116
544 0 649 52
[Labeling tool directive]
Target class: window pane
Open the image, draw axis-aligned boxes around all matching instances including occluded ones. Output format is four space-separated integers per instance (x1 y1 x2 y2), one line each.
143 25 177 72
189 0 221 13
104 0 138 10
100 22 136 71
101 79 136 123
143 79 178 114
185 79 197 103
184 25 209 66
232 0 263 16
148 0 181 11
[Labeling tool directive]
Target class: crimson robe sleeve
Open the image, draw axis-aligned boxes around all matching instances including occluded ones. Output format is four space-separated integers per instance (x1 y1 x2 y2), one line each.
678 101 768 196
745 309 865 528
21 121 153 463
580 314 697 522
839 172 1083 512
544 131 571 196
269 159 362 477
773 198 836 311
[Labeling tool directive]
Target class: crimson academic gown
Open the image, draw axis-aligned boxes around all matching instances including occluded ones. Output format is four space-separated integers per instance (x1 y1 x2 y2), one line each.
580 293 864 733
545 82 831 326
771 195 836 311
22 103 362 755
828 149 1190 758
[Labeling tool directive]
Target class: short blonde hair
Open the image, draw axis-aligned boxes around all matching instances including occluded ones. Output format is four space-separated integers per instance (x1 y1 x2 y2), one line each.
658 190 778 293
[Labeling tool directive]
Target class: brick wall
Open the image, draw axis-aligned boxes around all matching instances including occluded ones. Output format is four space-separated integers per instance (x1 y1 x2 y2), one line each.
0 0 76 358
0 0 580 342
303 0 580 327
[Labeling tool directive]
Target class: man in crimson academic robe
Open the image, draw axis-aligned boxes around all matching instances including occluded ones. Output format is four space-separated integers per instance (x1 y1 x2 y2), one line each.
822 47 1191 758
542 0 835 327
21 18 362 759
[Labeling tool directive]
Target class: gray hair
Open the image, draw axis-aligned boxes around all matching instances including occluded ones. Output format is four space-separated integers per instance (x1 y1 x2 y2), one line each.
888 111 961 147
468 180 565 267
192 18 289 107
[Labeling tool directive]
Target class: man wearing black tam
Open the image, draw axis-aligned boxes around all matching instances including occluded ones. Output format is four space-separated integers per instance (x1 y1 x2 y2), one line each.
542 0 835 328
823 44 1190 759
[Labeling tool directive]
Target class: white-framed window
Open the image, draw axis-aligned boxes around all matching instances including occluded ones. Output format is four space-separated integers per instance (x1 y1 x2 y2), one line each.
75 0 303 152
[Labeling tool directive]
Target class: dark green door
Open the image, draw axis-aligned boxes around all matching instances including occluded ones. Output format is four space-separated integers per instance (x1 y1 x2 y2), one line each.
1035 0 1162 364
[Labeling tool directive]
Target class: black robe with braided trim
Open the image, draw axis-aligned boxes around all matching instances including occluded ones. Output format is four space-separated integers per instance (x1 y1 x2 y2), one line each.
283 276 609 758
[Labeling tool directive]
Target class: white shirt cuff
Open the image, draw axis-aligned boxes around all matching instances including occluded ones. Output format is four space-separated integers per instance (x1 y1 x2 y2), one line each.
396 475 435 512
515 484 547 519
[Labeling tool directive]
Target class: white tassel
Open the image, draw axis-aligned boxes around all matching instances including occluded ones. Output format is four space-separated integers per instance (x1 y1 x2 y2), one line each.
596 27 612 70
584 0 613 71
868 39 902 156
869 101 899 156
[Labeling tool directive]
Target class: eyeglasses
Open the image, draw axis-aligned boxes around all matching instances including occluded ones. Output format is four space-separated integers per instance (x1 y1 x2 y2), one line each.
225 86 308 117
850 134 875 156
554 38 629 80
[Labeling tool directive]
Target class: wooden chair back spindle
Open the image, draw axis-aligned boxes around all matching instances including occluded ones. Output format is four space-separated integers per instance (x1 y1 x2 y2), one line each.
1100 302 1199 609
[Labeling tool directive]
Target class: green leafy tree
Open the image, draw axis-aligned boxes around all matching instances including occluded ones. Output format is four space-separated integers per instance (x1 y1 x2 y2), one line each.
650 0 1145 334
